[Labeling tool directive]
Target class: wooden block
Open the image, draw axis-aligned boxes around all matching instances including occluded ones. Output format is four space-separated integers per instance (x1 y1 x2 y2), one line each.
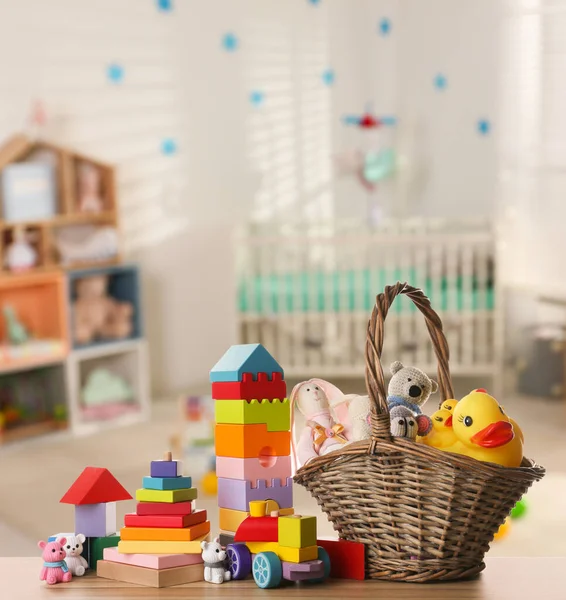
210 344 283 383
212 372 286 401
278 508 295 516
142 476 192 490
117 535 209 555
89 534 120 570
103 546 202 569
278 515 317 549
135 488 197 503
217 477 293 511
150 459 183 478
218 531 235 547
120 520 210 541
317 538 365 580
219 507 249 532
234 516 278 543
214 399 290 431
244 542 318 563
216 456 292 483
215 423 290 458
97 560 203 588
136 501 193 516
125 510 206 529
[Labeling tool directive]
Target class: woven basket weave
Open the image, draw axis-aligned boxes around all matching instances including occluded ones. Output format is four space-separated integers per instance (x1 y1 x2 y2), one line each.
294 282 545 582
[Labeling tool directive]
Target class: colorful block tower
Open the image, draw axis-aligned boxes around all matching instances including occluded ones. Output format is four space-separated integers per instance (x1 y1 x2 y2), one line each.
210 344 293 542
95 452 209 587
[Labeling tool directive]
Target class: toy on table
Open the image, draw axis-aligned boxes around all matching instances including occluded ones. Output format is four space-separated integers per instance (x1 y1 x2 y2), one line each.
493 517 512 541
418 409 458 449
201 538 231 584
38 538 72 585
387 361 436 436
389 405 418 439
290 380 348 467
511 497 528 519
450 390 523 467
60 534 88 576
4 226 38 271
2 305 29 345
211 344 293 543
73 275 133 345
77 162 104 213
201 456 217 495
226 500 330 588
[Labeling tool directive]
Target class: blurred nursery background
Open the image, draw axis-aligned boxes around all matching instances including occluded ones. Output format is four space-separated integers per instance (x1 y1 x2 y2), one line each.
0 0 564 558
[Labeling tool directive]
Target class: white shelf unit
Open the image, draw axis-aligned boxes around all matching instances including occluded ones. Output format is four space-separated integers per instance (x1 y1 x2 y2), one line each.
66 338 150 436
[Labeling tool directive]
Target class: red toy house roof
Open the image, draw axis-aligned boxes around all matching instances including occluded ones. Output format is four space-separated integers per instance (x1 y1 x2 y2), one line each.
60 467 132 505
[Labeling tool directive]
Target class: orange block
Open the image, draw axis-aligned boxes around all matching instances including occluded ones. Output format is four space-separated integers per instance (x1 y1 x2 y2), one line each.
120 521 211 542
215 423 291 458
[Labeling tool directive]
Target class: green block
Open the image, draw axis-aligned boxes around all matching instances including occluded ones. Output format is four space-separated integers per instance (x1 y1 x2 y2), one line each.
214 399 290 432
89 534 120 570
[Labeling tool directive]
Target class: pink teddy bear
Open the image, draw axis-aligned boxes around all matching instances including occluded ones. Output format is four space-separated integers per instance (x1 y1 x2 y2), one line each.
38 538 72 585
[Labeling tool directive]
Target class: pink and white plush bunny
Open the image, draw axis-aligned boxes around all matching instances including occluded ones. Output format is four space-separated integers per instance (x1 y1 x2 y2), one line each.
290 380 348 469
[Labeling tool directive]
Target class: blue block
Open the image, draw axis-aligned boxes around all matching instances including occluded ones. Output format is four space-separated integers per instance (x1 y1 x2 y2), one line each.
210 344 284 383
142 476 192 490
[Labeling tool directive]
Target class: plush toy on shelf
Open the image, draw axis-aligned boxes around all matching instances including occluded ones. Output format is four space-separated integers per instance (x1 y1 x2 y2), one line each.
3 304 29 345
290 380 348 468
4 226 38 272
73 275 133 345
450 389 523 468
77 162 104 213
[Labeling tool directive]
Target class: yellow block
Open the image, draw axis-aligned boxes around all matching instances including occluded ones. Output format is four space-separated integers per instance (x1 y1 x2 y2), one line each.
135 488 197 503
245 542 318 563
219 508 249 532
278 515 317 549
120 521 210 542
118 535 209 555
214 399 290 431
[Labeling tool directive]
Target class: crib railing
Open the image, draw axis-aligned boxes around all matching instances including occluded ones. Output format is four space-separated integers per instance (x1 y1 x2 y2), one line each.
236 219 499 380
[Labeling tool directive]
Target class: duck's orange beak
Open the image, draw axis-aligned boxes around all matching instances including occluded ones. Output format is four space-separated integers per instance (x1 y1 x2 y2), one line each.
470 421 514 448
444 415 453 427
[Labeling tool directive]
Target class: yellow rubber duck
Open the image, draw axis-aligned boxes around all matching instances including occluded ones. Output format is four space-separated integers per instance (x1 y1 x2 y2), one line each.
419 408 460 450
450 390 523 467
439 399 458 413
471 389 524 443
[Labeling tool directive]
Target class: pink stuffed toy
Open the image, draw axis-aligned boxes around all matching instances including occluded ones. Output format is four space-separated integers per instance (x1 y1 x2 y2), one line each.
290 379 348 469
38 538 72 585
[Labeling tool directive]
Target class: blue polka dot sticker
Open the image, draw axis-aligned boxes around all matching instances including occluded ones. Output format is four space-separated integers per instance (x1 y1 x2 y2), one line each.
250 90 265 107
379 18 391 36
477 119 491 135
107 63 124 84
434 73 447 90
222 33 239 52
161 138 177 155
157 0 173 11
308 0 321 5
322 69 335 86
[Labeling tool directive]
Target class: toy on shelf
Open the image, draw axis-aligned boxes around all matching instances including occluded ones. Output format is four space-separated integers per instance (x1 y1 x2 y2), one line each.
77 162 104 213
38 538 72 585
54 225 119 266
210 344 293 541
226 500 330 588
201 539 231 584
81 368 134 414
450 389 524 468
61 534 88 576
2 305 29 345
2 162 56 223
4 226 38 271
73 275 133 345
387 361 435 436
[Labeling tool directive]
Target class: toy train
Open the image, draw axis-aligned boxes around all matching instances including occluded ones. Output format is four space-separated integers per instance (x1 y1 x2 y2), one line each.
225 500 330 588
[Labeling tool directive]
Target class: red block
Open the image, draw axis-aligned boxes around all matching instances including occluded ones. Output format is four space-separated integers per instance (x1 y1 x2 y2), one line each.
212 372 286 401
317 539 365 580
136 501 193 516
234 516 279 543
125 510 207 529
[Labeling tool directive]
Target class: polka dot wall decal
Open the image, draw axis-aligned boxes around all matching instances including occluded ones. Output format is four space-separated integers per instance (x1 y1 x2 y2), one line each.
250 90 265 107
477 119 491 135
157 0 173 11
161 138 177 155
107 63 124 83
379 17 391 35
434 73 447 90
322 69 335 86
222 33 239 52
309 0 321 5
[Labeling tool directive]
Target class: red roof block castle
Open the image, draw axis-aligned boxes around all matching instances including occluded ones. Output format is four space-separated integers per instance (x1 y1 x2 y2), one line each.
210 343 293 543
95 452 209 587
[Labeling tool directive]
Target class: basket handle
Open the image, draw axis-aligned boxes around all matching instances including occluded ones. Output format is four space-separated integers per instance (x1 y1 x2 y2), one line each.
365 282 454 440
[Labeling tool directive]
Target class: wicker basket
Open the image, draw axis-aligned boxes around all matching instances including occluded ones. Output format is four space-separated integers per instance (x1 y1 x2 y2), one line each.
294 282 545 582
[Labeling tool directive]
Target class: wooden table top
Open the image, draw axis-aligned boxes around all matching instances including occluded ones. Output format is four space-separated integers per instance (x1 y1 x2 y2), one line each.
1 557 561 600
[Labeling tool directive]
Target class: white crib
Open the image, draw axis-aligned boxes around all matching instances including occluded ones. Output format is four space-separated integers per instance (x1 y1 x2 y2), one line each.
236 218 502 384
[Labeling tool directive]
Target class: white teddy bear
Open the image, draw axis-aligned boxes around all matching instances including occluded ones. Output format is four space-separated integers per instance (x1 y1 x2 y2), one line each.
201 539 231 584
59 534 88 576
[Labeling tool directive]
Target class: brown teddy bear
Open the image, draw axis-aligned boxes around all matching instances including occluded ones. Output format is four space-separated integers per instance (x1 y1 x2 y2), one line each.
73 275 133 345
